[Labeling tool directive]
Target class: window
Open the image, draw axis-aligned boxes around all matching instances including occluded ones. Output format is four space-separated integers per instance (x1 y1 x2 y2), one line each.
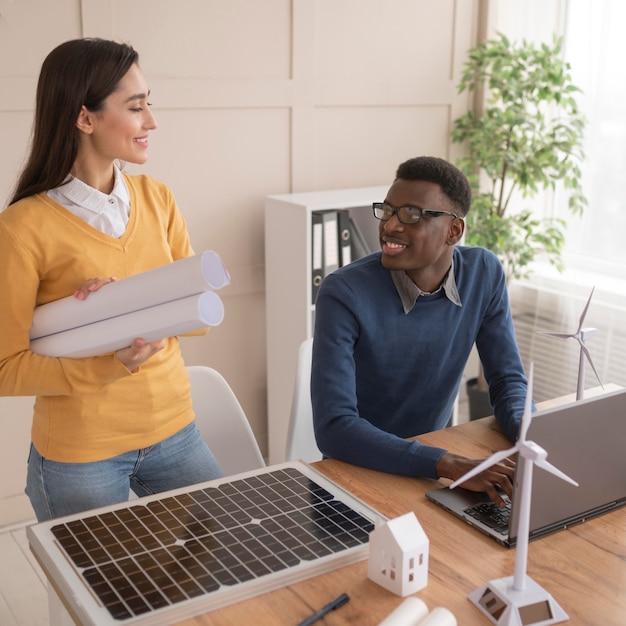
556 0 626 276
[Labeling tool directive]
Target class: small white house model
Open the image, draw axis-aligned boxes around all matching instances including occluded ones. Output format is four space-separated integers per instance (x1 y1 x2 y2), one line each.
368 511 429 596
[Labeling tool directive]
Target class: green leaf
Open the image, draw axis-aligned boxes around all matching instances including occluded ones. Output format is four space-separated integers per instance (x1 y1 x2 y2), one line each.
452 33 587 282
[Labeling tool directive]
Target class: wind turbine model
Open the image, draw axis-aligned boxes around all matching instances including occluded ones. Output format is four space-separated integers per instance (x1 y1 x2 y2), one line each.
449 363 579 626
538 286 603 400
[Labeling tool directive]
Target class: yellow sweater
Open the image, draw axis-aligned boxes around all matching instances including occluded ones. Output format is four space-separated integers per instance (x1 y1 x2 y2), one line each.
0 175 202 462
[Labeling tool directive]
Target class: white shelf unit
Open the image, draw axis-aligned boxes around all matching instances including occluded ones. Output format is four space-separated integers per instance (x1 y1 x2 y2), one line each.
264 185 388 464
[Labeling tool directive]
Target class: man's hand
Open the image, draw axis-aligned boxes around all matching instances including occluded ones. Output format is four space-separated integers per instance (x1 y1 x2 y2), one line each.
436 452 515 508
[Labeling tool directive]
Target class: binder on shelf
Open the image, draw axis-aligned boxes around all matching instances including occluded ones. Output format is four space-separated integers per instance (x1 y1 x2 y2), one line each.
337 210 352 267
311 212 324 303
311 210 341 305
311 209 373 304
321 210 340 277
350 215 372 260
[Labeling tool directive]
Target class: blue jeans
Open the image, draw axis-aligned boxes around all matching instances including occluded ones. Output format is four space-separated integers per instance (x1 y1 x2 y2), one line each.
26 422 224 522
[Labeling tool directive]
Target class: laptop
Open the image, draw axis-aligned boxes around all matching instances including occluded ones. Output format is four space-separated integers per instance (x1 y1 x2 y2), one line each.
426 387 626 547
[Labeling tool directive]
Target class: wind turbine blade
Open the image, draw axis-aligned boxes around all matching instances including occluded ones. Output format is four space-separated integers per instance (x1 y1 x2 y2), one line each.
578 339 603 386
535 458 579 487
448 447 517 489
577 286 595 333
537 331 576 340
518 362 534 442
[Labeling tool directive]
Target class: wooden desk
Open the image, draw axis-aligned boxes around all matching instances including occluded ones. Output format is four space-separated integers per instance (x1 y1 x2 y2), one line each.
177 399 625 625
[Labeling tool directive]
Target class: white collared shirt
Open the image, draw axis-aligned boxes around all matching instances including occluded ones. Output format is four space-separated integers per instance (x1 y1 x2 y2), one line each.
47 165 130 238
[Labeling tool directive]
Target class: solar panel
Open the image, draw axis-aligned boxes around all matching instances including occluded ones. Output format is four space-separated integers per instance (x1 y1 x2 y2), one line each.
28 461 385 626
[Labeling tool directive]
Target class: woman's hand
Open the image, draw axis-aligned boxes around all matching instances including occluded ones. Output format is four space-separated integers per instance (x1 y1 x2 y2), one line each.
115 338 167 371
73 276 117 300
73 276 166 369
436 452 516 508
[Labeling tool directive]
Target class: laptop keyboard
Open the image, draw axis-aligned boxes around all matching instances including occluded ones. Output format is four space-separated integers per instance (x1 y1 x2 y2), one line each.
464 498 511 535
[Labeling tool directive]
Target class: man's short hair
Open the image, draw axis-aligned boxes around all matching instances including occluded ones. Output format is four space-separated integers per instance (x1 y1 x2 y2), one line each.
395 156 472 216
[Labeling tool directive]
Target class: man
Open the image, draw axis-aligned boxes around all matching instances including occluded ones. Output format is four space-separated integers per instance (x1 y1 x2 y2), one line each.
311 156 529 507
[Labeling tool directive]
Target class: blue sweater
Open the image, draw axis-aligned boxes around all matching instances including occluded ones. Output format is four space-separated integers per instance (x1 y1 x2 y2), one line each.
311 246 528 478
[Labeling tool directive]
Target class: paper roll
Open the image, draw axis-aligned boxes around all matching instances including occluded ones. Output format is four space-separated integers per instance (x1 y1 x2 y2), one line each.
29 250 230 340
30 291 224 358
377 597 429 626
416 607 457 626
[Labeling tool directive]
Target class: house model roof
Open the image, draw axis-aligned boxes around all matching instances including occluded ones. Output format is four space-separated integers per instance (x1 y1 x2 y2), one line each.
379 512 428 549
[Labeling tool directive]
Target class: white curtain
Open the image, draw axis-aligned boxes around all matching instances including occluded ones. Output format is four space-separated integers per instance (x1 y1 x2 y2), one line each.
557 0 626 274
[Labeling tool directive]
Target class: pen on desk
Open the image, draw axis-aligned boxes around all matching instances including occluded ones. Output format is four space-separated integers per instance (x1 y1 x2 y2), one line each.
296 592 350 626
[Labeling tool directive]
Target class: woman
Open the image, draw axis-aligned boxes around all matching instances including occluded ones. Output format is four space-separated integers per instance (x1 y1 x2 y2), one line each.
0 38 223 521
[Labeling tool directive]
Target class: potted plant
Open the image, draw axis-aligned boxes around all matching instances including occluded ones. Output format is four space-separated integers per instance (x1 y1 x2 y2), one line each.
451 33 587 419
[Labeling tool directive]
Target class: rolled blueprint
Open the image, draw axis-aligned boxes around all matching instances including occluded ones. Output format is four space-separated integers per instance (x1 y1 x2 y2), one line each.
377 597 429 626
415 607 456 626
30 250 230 340
30 291 224 358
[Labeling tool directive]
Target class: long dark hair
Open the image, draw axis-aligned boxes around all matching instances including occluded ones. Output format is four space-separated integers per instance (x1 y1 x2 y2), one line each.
9 38 138 205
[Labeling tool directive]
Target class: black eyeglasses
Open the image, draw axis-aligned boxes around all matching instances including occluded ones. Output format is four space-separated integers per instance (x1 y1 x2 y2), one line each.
372 201 459 225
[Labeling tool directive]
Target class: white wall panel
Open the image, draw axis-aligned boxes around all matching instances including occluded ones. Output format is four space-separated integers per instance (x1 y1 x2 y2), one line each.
0 112 31 208
130 107 291 265
313 105 450 189
314 0 456 80
0 0 81 76
111 0 292 79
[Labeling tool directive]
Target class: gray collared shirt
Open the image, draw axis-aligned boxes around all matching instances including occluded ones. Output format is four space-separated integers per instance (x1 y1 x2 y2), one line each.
391 260 462 314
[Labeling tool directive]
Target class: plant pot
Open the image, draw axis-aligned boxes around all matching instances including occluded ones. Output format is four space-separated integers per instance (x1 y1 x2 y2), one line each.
466 377 492 421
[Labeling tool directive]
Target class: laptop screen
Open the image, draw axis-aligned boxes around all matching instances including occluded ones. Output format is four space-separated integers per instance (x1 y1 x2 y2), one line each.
508 387 626 542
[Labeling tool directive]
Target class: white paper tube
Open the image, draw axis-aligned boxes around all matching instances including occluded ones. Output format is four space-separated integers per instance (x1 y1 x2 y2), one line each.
417 607 457 626
30 250 230 340
377 597 429 626
30 291 224 358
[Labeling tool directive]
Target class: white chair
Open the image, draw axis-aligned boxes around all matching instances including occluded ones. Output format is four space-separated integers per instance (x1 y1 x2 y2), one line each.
285 338 323 462
186 365 266 475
